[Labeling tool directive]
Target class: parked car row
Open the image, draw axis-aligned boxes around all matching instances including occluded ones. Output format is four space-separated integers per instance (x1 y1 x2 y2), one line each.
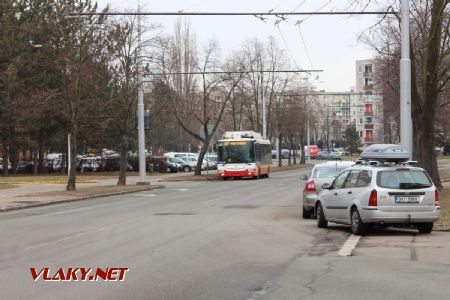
163 152 217 172
316 150 342 161
1 152 218 174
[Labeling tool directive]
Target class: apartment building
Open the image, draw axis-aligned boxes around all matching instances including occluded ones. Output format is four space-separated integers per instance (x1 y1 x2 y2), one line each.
355 59 384 146
308 92 356 149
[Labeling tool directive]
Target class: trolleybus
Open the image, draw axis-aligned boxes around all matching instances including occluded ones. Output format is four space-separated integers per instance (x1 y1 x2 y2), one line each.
217 131 272 179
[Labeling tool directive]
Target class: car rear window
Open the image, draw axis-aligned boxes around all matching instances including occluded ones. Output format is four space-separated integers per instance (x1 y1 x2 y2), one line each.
313 166 349 178
376 170 432 189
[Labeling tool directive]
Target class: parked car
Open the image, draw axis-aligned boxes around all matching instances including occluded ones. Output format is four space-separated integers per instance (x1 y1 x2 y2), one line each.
166 159 180 173
167 156 191 172
16 161 34 173
101 156 133 172
317 151 330 160
271 149 290 159
315 144 441 235
0 158 12 172
301 161 355 218
328 152 342 161
77 157 100 172
205 154 218 163
202 158 217 170
164 152 198 159
179 156 198 171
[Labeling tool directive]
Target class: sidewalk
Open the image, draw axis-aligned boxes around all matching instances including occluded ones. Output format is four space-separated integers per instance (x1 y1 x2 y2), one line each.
0 172 194 212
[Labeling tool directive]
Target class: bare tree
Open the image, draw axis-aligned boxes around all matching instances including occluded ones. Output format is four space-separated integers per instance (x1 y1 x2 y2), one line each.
157 21 247 175
359 0 450 187
104 16 160 185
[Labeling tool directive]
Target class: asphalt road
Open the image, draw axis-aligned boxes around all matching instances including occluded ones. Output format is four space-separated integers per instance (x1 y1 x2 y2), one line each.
1 169 450 300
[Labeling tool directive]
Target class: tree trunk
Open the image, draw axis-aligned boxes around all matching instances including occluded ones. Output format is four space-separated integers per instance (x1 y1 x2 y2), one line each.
2 137 8 175
67 132 77 191
9 127 17 174
278 133 282 167
290 136 296 165
32 147 38 175
117 133 129 186
60 152 66 174
299 134 306 164
195 140 209 176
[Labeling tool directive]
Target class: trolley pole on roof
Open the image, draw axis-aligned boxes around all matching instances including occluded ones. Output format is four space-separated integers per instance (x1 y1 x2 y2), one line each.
400 0 413 159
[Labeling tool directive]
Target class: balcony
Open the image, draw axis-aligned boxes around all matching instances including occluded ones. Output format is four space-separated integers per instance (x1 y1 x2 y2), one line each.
364 124 374 129
364 138 374 143
363 84 374 91
363 71 373 77
364 111 373 116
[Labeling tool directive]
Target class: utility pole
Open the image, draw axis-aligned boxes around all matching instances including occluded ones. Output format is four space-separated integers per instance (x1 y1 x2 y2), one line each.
137 0 148 185
307 117 311 161
261 70 266 139
326 106 330 151
400 0 413 158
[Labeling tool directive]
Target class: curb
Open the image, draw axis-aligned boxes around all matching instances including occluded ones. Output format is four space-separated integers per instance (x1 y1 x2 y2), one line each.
0 185 165 213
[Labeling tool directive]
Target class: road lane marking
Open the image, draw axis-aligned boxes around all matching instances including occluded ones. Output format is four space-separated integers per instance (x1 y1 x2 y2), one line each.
137 194 158 197
337 234 361 257
25 222 128 250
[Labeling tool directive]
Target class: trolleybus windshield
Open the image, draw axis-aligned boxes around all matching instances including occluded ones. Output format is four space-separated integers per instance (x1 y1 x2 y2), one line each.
218 141 255 163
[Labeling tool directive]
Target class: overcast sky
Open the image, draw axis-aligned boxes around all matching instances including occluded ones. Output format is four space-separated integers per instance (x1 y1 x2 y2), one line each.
95 0 385 91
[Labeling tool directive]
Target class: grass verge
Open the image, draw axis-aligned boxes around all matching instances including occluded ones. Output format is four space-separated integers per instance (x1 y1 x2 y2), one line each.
439 169 450 183
0 183 15 189
0 171 177 185
161 174 220 182
0 174 116 184
20 184 163 198
435 187 450 231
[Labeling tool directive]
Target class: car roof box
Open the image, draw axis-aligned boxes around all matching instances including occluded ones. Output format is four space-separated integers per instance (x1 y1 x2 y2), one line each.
361 144 410 162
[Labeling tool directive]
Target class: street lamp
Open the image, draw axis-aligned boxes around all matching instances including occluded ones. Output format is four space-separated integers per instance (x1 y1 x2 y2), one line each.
400 0 413 158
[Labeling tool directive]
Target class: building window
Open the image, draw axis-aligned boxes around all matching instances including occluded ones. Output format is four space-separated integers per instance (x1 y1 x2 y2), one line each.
364 104 373 112
359 131 363 137
365 64 373 73
366 117 373 124
365 130 373 139
364 78 373 86
360 118 363 124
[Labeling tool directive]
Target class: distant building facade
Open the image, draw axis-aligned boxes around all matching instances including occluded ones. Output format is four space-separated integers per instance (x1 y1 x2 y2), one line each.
354 59 384 146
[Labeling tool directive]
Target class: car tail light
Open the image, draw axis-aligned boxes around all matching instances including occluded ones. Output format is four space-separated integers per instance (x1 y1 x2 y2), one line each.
305 179 316 192
435 190 440 206
368 189 377 206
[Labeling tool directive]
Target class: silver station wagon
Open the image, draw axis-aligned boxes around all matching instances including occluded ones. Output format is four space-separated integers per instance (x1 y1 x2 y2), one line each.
315 144 441 235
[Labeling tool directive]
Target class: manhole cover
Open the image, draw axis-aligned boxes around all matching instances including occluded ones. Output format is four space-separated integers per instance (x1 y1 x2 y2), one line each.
154 213 195 216
224 205 260 209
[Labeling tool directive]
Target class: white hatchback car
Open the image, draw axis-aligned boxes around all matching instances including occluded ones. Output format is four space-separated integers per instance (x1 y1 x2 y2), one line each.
315 164 440 235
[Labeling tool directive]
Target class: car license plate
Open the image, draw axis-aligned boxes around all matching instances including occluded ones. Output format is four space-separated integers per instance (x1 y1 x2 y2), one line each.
395 196 420 204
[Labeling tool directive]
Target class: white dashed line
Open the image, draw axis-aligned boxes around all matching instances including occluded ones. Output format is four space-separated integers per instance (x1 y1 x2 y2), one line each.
338 234 361 257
